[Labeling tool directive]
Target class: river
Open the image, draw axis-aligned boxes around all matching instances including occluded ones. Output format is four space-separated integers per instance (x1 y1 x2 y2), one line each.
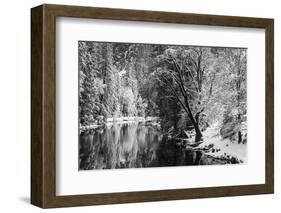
79 122 211 170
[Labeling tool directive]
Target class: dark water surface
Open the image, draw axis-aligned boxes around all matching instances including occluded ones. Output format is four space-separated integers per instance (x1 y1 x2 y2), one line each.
79 122 204 170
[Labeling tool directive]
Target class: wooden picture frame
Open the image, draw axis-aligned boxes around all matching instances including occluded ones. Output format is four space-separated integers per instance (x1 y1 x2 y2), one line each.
31 4 274 208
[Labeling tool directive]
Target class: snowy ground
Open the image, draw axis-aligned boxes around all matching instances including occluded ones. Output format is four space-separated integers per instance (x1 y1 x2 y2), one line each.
198 123 247 163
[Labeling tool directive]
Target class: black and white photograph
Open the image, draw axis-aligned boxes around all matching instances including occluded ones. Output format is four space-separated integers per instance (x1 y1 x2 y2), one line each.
78 41 247 170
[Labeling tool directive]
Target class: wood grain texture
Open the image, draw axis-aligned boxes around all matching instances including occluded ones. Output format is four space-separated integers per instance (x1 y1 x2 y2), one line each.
31 5 43 207
265 20 274 193
31 4 274 208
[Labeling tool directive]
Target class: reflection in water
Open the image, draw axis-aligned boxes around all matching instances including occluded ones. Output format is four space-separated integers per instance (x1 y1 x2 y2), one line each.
79 122 203 170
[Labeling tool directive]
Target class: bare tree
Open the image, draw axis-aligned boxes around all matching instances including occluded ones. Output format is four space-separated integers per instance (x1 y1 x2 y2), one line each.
154 47 216 142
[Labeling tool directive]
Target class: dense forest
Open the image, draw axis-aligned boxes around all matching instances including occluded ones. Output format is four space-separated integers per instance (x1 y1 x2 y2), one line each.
78 41 248 169
79 41 247 145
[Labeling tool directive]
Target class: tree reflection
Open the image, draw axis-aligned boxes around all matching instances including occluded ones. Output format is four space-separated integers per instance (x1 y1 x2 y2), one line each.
79 122 205 170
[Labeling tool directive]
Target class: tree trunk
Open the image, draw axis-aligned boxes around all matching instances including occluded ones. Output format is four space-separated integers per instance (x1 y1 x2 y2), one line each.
236 49 242 144
194 122 203 142
183 95 203 142
237 113 242 143
238 131 242 144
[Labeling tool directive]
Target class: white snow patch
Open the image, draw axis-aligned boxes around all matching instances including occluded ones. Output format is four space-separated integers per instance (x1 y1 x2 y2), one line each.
198 124 247 163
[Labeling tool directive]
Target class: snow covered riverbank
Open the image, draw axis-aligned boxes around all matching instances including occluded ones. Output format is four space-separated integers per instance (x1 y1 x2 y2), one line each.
197 125 247 163
80 116 160 132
